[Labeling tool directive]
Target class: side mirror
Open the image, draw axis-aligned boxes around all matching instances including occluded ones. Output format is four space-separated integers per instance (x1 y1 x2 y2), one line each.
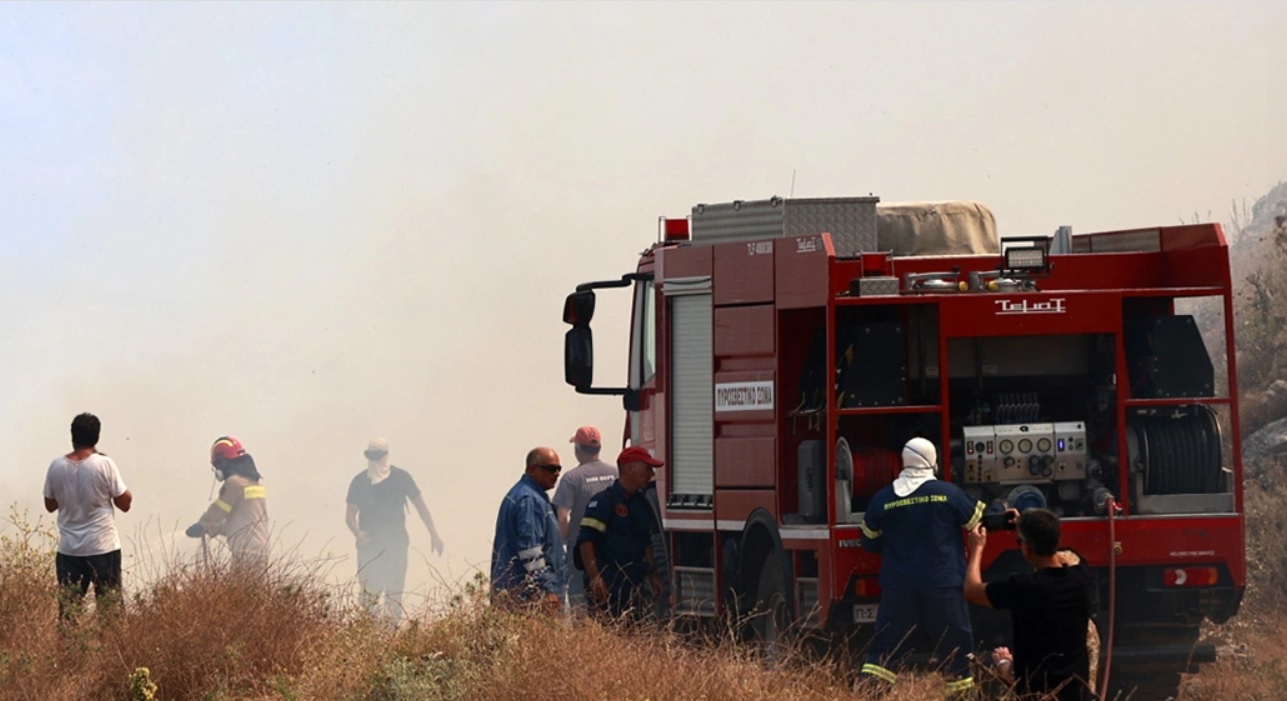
564 326 594 388
563 290 596 326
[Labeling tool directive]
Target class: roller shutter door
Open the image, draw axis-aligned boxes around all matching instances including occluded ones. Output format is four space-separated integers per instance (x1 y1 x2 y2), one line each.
670 293 713 497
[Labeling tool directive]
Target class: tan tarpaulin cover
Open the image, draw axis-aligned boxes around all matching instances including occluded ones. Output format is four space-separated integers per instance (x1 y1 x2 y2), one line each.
877 201 1000 256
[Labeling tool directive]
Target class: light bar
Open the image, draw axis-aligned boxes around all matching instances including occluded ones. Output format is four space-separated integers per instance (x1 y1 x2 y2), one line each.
1005 246 1047 271
664 217 690 241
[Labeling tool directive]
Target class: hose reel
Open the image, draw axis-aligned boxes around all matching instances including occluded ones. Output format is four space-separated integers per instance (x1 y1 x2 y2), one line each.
1128 405 1223 495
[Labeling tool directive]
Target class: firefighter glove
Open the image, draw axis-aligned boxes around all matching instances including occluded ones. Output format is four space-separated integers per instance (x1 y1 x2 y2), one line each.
185 523 204 538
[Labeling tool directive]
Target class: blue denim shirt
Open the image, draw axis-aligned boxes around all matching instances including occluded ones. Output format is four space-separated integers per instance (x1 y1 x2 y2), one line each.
490 474 565 597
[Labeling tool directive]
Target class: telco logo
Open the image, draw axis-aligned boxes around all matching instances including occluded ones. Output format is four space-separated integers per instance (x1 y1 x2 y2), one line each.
995 298 1067 315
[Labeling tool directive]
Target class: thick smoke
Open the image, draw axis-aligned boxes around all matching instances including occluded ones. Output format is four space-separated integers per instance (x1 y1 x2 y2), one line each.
1 3 1283 608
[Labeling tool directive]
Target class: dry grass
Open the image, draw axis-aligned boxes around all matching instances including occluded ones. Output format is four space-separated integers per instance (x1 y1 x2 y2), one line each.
1181 624 1287 701
4 486 1287 701
0 507 997 701
0 510 370 701
1173 473 1287 701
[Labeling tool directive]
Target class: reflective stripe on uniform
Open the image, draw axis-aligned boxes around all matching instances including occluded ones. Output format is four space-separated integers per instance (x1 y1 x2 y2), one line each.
243 485 266 499
581 517 607 533
860 663 897 683
214 499 232 513
860 521 881 539
963 501 984 531
517 545 543 560
517 543 547 573
945 676 975 693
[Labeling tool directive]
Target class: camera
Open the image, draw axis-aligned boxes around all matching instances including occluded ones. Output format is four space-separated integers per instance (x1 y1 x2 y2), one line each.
982 510 1018 531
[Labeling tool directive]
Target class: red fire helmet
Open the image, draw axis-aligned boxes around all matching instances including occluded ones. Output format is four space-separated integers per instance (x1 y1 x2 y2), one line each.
210 436 246 464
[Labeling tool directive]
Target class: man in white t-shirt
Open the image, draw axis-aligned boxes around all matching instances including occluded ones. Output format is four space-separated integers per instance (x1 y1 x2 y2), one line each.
43 413 133 619
552 426 618 607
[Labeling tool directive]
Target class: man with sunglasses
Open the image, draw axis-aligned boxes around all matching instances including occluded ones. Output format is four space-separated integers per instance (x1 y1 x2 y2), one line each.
965 508 1094 701
345 437 444 623
490 446 565 614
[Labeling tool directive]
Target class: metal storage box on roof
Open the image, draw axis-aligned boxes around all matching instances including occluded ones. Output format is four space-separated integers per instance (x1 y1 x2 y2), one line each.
691 196 879 256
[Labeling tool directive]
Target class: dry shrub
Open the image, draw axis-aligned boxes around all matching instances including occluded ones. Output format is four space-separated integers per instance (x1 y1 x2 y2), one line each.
0 508 85 700
0 508 387 701
101 560 342 700
1174 474 1287 700
1182 625 1287 700
380 595 965 701
284 612 391 701
427 613 852 701
1239 470 1287 616
0 508 57 642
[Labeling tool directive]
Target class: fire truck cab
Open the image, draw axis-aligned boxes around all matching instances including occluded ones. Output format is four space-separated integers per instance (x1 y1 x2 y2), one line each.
561 196 1244 697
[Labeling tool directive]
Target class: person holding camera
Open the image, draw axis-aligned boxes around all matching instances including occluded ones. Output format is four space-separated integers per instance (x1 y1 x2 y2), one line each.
965 508 1094 701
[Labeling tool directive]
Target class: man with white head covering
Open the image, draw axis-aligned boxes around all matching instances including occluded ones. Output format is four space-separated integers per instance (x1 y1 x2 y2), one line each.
857 437 986 696
345 437 445 623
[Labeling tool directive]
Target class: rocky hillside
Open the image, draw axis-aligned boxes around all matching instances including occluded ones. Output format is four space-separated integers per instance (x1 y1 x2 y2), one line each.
1223 180 1287 461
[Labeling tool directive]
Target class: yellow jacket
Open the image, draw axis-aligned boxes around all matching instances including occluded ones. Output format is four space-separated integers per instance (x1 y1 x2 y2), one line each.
198 474 270 567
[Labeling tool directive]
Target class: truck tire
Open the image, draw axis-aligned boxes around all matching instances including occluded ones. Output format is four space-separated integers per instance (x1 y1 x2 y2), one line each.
752 551 792 664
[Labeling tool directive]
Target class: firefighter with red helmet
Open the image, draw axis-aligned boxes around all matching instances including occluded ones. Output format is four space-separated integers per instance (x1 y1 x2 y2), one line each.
185 436 270 568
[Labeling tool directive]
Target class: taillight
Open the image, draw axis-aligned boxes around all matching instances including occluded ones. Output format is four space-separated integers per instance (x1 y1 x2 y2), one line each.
1162 567 1220 587
852 577 882 598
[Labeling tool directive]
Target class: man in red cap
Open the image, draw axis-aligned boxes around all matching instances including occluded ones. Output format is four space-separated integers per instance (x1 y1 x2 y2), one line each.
574 445 664 619
552 425 618 607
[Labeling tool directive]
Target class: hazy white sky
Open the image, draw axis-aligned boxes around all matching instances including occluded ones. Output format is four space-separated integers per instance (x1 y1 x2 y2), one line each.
1 1 1283 604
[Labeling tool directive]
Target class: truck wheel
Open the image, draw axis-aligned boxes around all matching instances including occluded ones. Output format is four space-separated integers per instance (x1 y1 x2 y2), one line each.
752 551 792 664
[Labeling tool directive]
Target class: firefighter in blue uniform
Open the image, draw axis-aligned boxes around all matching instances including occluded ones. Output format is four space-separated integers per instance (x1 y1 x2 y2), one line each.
575 446 664 619
859 437 985 696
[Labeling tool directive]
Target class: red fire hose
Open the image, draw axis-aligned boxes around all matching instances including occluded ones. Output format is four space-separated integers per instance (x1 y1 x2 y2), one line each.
1098 497 1119 700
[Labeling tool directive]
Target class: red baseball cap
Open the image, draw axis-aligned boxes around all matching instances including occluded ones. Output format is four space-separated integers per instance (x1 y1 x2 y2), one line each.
617 445 664 468
569 426 602 447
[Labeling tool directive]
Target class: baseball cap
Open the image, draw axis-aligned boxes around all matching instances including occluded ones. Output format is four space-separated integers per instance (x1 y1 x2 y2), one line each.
617 445 664 468
569 426 602 447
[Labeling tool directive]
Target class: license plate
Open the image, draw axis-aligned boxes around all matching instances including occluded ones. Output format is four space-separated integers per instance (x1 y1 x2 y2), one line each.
853 604 878 624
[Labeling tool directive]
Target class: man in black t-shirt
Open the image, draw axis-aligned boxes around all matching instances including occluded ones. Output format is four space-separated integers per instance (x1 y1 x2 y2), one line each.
965 508 1094 701
345 437 444 622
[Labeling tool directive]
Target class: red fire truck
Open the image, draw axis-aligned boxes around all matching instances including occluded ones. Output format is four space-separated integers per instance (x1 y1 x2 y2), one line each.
561 196 1244 698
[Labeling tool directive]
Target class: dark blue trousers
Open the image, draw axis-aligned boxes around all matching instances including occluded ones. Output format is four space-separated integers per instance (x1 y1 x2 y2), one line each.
863 585 974 680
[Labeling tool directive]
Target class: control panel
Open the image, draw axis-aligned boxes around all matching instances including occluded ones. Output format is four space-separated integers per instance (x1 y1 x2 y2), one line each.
962 422 1087 484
